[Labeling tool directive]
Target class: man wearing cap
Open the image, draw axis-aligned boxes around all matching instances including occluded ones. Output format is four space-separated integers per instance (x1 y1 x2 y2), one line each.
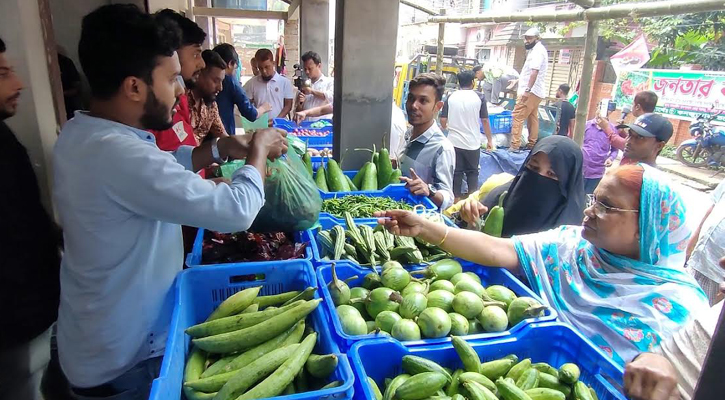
510 27 548 151
617 113 673 167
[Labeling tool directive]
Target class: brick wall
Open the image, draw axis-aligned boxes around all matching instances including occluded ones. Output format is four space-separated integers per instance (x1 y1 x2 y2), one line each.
284 18 300 79
586 61 691 146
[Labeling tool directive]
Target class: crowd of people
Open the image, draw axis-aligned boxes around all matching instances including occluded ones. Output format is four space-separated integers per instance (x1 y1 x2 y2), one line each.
1 3 723 400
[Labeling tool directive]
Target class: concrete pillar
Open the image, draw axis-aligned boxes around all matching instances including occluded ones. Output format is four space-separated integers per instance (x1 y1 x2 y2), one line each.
284 18 300 79
0 0 61 210
194 0 213 48
300 0 329 70
334 0 400 169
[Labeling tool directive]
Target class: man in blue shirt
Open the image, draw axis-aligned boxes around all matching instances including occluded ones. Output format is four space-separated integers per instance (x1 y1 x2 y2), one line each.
213 43 270 135
52 5 287 398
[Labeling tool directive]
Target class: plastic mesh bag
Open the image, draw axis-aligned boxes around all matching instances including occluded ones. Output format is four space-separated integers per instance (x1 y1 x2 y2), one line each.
250 140 322 232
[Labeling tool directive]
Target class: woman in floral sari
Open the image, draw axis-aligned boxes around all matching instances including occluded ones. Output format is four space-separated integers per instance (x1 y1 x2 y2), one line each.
376 164 708 365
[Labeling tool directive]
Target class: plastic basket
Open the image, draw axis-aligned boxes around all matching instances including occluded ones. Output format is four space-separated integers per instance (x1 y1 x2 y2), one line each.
149 260 355 400
316 260 557 350
185 229 314 268
273 118 298 132
273 118 333 149
349 322 625 400
319 185 437 224
488 111 513 134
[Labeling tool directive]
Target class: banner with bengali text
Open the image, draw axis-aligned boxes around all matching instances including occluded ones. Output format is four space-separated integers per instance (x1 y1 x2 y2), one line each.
613 69 725 123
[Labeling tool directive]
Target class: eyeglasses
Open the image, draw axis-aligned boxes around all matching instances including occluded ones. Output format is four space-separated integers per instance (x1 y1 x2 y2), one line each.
586 195 639 219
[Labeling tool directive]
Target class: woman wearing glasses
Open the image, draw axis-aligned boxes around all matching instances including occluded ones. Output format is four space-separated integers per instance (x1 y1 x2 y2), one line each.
376 164 708 365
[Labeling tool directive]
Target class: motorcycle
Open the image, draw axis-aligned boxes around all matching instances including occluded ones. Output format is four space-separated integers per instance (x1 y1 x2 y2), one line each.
676 112 725 168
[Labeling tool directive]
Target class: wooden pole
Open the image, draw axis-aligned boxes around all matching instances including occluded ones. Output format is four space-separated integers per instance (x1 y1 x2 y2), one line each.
436 9 445 75
573 20 598 146
427 0 725 23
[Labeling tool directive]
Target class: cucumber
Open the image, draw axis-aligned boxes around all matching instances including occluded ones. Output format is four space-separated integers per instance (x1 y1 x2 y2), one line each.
503 354 520 364
185 370 237 393
183 347 208 400
394 372 448 400
200 353 238 378
241 304 259 314
463 381 498 400
217 319 305 376
254 290 303 308
452 336 481 373
321 380 343 390
236 333 317 400
385 374 411 400
574 381 594 400
352 163 369 189
515 368 539 391
346 175 359 191
193 299 320 353
531 363 558 378
537 373 571 397
479 359 515 380
589 386 600 400
368 377 384 400
496 377 533 400
186 391 217 400
558 363 580 385
294 368 309 392
506 358 532 381
451 394 466 400
446 369 464 396
315 166 329 191
524 388 566 400
402 355 453 382
207 286 261 321
459 372 496 392
305 354 338 379
186 300 303 338
283 383 295 395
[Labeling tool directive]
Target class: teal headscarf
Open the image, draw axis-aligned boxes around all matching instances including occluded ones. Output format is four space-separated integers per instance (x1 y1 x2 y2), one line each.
514 165 708 365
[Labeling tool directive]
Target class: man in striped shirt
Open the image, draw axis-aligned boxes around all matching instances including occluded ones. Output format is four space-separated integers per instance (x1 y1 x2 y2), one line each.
398 73 456 210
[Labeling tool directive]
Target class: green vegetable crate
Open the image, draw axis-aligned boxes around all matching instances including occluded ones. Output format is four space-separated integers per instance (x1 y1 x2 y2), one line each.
148 260 354 400
349 323 625 400
318 185 436 224
316 260 557 350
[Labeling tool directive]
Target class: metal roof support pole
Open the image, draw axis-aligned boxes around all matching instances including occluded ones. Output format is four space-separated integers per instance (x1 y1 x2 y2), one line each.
572 19 598 146
436 9 445 75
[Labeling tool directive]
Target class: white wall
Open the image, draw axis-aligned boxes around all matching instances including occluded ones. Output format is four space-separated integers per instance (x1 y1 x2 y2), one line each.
0 0 62 210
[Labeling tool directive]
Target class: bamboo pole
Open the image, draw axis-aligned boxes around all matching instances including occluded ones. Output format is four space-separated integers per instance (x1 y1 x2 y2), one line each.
427 0 725 23
436 9 445 74
400 0 439 16
573 20 598 146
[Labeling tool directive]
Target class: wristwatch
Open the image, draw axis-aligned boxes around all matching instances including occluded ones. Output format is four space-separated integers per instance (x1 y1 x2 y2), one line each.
427 184 438 198
525 88 532 93
211 137 228 164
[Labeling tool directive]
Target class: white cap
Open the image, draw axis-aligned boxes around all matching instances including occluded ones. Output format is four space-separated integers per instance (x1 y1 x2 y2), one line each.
524 27 541 38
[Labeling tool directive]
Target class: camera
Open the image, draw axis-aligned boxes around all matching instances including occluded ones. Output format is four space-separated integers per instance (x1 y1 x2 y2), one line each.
293 63 311 90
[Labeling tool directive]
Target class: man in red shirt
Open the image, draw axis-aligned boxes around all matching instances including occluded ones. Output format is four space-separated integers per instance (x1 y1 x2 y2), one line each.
148 9 206 151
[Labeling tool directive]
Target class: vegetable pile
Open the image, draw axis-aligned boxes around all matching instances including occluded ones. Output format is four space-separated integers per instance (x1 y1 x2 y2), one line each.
201 231 308 264
321 196 413 219
310 145 403 193
366 348 599 400
327 259 547 340
317 213 450 266
182 287 342 400
292 129 330 137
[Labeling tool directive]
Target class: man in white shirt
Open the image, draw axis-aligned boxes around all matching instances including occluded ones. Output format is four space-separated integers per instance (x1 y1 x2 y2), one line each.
510 27 548 151
246 48 294 119
242 57 258 95
296 51 333 121
390 102 408 160
440 70 494 198
686 179 725 305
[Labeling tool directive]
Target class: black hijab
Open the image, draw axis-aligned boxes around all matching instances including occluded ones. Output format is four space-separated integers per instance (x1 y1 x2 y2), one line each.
482 136 586 237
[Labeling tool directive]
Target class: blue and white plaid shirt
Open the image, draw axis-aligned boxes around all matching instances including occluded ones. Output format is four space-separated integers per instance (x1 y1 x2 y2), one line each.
399 122 456 210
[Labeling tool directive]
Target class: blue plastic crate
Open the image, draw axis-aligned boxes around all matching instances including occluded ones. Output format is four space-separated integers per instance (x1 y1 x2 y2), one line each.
185 229 314 268
487 111 512 134
319 185 437 224
316 260 557 350
273 118 333 149
350 322 625 400
149 260 355 400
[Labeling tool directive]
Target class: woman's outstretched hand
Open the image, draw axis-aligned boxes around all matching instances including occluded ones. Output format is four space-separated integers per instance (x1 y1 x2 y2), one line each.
374 210 427 238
